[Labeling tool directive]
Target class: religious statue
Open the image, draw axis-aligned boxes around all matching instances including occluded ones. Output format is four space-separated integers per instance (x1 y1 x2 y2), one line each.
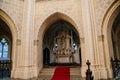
53 29 74 63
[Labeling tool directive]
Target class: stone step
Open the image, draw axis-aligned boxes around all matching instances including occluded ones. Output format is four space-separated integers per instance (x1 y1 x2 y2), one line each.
70 67 81 76
39 67 81 75
38 67 82 80
39 68 55 76
37 76 82 80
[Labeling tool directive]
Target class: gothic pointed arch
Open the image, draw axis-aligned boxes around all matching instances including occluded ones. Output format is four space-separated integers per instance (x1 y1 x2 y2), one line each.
102 0 120 59
37 12 80 38
0 9 18 78
37 12 81 69
102 0 120 78
0 19 12 60
0 9 18 37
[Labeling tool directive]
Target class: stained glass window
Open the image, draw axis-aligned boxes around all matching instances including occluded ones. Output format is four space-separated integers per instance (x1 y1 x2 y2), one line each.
0 38 9 60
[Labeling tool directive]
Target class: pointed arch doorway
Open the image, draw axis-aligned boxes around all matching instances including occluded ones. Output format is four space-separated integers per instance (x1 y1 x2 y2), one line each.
0 19 12 79
110 6 120 78
43 20 81 67
102 1 120 78
43 48 50 65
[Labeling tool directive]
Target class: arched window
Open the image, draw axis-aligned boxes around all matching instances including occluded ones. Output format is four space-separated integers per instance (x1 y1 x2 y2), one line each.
0 38 9 60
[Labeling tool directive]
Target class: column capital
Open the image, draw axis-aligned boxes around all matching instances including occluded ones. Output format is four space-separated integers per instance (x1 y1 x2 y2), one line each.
16 39 21 45
80 38 85 43
34 40 39 46
98 35 104 41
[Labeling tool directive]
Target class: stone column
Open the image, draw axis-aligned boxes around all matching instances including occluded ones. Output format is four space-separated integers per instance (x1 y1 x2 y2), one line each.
12 0 38 79
88 0 111 79
98 35 111 79
88 0 109 79
81 0 109 79
81 0 95 78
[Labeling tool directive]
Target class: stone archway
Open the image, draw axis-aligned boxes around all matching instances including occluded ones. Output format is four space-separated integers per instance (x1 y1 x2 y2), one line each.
43 20 81 66
102 0 120 78
0 9 18 78
37 12 82 70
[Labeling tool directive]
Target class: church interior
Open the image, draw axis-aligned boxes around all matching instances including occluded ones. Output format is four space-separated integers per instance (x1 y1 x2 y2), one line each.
0 0 120 80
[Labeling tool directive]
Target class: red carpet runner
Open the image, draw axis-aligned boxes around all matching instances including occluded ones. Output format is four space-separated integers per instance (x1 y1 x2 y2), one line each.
51 67 70 80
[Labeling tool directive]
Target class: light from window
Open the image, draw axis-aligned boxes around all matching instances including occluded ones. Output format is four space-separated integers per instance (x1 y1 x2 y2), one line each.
0 38 9 60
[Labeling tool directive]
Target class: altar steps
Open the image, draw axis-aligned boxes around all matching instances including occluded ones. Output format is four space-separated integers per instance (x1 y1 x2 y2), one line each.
38 67 54 80
49 63 81 66
38 67 82 80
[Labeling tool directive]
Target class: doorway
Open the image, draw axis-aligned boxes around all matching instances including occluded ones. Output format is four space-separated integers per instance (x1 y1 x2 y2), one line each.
43 48 50 65
0 19 12 79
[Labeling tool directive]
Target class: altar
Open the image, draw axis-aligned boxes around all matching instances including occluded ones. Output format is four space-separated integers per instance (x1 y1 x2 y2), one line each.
52 29 75 63
55 53 74 63
57 57 69 63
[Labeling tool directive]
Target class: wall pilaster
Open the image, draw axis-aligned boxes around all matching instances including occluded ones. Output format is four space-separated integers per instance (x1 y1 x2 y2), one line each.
81 0 111 79
81 0 95 78
11 0 38 79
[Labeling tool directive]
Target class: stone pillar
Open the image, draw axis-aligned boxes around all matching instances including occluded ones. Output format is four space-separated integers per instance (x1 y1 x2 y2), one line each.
81 0 110 79
98 35 112 79
11 0 38 79
89 0 112 79
81 0 95 78
88 0 109 79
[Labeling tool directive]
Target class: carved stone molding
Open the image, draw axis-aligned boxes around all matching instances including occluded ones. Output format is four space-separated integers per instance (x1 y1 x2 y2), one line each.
16 39 21 45
36 0 43 2
34 40 39 46
19 0 24 1
80 38 85 43
98 35 104 41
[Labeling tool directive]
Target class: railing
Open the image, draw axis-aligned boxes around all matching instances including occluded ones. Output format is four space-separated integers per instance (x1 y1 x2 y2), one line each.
0 60 12 79
111 58 120 79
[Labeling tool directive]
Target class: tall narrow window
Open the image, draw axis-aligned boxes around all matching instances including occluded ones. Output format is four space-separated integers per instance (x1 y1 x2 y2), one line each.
0 38 9 60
